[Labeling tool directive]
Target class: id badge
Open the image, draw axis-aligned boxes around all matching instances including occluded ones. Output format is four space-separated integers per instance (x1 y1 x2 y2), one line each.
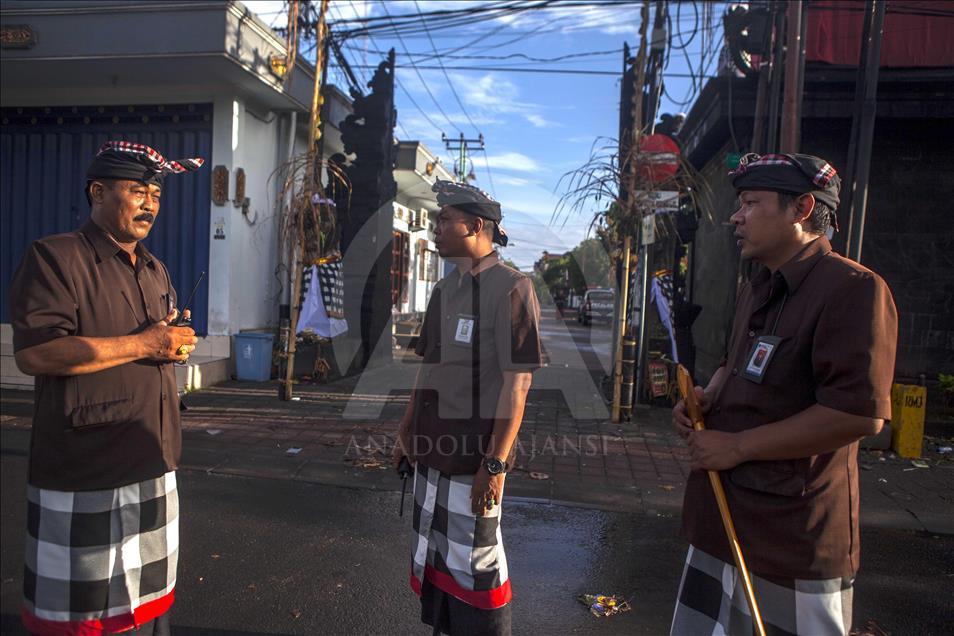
454 315 475 344
742 335 783 384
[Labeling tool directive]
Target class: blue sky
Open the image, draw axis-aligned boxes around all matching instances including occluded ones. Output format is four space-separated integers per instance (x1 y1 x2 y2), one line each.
245 1 725 269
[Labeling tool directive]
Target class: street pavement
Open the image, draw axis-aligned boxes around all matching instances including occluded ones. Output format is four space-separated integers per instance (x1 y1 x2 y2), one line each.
1 308 953 634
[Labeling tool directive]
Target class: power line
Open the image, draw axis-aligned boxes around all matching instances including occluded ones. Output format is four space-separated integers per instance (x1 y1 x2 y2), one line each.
411 0 497 194
341 43 623 65
377 0 459 134
412 0 481 136
478 149 498 199
342 63 715 78
341 0 447 141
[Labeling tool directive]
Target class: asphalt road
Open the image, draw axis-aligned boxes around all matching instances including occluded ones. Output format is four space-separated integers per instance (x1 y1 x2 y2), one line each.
1 450 683 635
2 448 953 635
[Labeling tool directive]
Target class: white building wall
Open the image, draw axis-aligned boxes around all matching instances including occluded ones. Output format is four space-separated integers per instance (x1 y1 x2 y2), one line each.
207 97 235 336
225 99 284 333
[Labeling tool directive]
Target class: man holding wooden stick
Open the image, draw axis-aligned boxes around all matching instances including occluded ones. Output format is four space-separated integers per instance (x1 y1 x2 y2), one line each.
670 153 898 635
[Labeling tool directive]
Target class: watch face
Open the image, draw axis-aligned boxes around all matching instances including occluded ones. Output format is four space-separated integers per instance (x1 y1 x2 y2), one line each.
485 457 505 474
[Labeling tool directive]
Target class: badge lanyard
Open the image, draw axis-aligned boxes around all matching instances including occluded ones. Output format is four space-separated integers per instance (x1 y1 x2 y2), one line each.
741 293 787 384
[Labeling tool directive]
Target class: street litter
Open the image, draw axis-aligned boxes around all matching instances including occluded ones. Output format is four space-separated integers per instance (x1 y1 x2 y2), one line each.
528 471 550 480
851 618 890 636
660 485 675 491
345 444 389 470
578 594 631 617
938 446 952 454
286 447 303 455
206 429 222 436
291 396 301 401
902 459 929 471
878 478 888 483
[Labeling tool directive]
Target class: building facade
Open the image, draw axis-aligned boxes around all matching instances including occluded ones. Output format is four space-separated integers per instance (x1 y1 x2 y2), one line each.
0 0 447 388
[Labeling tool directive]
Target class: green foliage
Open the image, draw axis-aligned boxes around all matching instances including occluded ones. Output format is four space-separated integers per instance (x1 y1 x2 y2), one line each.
571 238 611 290
536 238 611 299
530 272 552 305
939 373 954 395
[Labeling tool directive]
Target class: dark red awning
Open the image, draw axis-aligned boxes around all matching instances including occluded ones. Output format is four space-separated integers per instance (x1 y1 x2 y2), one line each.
806 0 954 67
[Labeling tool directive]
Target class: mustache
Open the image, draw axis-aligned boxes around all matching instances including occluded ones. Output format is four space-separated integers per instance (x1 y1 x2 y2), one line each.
134 213 155 223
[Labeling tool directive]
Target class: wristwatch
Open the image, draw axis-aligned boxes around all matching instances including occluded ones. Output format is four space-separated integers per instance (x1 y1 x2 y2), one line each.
483 456 507 475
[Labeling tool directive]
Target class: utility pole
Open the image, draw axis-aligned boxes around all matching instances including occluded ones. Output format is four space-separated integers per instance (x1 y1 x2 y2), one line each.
631 0 668 415
845 0 885 263
612 0 652 423
442 132 484 183
765 6 786 152
779 0 806 153
284 0 331 401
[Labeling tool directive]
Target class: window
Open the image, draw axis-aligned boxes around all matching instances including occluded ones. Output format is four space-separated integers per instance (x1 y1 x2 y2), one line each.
418 239 438 281
391 231 410 306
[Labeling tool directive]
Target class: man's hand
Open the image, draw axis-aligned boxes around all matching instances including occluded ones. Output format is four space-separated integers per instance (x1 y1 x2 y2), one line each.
687 429 745 471
471 467 504 515
672 385 710 439
392 412 413 471
140 309 197 363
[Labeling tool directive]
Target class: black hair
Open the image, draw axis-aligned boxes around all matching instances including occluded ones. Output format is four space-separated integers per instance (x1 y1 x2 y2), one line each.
84 179 115 206
461 210 495 238
777 192 832 236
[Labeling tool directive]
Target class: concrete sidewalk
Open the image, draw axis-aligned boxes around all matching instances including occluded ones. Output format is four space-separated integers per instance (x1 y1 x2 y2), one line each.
2 372 951 533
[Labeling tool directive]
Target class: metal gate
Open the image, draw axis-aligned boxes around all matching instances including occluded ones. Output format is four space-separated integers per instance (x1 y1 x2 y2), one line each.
0 103 213 334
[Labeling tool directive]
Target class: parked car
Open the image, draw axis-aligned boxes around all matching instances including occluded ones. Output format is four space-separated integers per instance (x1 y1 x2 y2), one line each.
577 288 615 326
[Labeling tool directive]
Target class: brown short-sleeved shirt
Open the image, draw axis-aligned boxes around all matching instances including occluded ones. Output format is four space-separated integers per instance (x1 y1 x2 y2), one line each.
682 237 898 579
9 219 182 491
410 252 543 474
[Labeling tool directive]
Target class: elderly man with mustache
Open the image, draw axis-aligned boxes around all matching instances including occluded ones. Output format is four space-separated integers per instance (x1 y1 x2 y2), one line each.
9 141 203 635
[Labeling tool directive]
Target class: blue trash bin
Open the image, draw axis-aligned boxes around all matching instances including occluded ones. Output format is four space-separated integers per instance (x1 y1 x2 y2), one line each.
234 332 275 381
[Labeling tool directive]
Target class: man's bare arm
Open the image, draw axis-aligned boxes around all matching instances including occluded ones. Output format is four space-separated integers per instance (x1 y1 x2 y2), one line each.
688 403 882 471
392 366 422 467
486 370 534 462
737 404 882 461
14 310 197 376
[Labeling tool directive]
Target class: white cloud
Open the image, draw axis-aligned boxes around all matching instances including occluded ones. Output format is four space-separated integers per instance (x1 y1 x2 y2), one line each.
565 135 599 144
496 176 531 187
483 152 541 173
457 73 523 112
525 113 559 128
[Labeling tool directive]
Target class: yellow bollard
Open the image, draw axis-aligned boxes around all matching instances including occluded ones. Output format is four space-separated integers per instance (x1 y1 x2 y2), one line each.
890 384 926 458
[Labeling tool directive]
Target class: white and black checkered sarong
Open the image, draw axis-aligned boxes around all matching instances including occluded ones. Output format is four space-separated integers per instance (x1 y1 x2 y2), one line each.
22 472 179 634
671 545 853 636
409 464 511 610
299 261 345 319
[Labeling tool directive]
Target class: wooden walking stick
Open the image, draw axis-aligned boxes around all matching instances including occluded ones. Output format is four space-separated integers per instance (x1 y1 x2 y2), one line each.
676 364 766 636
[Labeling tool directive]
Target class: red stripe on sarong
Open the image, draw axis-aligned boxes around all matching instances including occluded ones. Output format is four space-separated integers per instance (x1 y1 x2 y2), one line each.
409 566 512 610
21 589 174 635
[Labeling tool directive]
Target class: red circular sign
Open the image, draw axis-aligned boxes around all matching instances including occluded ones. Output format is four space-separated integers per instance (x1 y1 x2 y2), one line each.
637 133 680 183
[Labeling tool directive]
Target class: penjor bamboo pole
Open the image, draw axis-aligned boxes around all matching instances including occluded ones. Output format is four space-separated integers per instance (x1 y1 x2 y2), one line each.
284 0 330 401
676 364 766 636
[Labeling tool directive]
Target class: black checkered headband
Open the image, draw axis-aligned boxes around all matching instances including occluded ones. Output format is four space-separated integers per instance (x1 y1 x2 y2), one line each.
433 179 509 246
730 153 841 211
86 141 204 191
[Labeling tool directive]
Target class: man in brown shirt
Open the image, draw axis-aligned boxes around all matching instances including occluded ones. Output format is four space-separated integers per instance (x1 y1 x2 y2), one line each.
392 180 543 636
9 141 203 635
671 154 897 636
